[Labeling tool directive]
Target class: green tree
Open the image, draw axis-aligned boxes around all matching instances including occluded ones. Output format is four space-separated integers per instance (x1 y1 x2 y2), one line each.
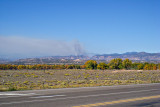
131 63 140 70
158 64 160 70
85 60 97 69
17 65 26 70
75 65 81 69
137 63 144 70
143 64 152 70
152 64 157 70
66 65 73 69
108 58 123 69
122 58 132 69
97 62 108 70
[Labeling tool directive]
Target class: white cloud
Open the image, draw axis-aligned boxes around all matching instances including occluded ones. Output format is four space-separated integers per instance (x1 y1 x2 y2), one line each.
0 36 86 57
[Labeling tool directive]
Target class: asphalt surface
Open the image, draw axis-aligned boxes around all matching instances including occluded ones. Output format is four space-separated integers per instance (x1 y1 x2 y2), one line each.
0 83 160 107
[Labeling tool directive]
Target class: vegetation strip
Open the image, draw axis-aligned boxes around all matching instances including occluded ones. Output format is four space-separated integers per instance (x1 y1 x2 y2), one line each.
1 58 160 70
72 95 160 107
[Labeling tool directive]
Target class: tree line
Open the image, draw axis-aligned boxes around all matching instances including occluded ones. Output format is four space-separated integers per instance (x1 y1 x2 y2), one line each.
85 59 160 70
0 58 160 70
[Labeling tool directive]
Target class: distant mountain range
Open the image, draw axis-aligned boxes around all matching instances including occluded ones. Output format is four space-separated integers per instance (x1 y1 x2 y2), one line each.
92 52 160 61
1 52 160 64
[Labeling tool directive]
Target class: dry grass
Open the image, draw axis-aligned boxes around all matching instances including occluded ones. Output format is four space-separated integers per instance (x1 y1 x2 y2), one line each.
0 69 160 91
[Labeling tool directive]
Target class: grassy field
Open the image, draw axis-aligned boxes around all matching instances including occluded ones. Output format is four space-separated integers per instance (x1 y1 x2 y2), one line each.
0 69 160 91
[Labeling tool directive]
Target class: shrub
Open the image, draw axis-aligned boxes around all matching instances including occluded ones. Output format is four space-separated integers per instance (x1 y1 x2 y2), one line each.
8 87 17 91
64 73 71 76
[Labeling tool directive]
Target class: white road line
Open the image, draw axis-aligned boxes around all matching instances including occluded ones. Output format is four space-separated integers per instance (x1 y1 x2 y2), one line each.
30 95 66 98
0 93 37 98
0 89 159 105
0 93 36 96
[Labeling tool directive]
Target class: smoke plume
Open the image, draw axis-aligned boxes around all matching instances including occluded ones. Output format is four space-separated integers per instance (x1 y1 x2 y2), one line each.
0 36 86 58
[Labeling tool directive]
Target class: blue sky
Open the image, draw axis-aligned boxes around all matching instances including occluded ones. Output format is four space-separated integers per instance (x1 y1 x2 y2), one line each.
0 0 160 57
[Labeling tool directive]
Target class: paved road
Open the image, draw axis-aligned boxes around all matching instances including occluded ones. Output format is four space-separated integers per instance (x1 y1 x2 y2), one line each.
0 83 160 107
